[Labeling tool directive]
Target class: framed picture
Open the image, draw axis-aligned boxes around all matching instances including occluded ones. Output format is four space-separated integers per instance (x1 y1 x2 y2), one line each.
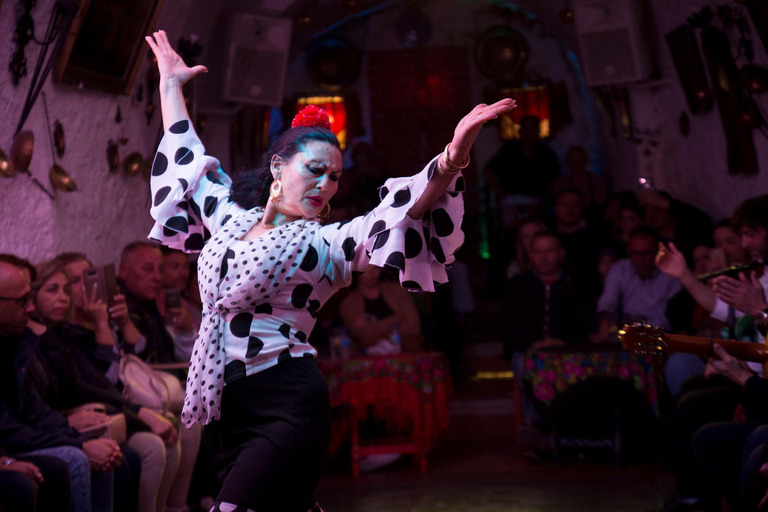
54 0 164 94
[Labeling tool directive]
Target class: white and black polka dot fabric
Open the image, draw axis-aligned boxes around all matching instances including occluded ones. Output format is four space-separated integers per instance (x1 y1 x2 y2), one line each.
148 121 466 426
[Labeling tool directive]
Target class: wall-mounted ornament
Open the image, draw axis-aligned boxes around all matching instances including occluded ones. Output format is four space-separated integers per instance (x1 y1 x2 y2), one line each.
10 131 34 173
53 121 65 157
740 64 768 94
474 26 529 84
666 25 713 114
42 91 76 195
0 150 14 178
123 152 144 176
701 25 759 174
305 35 362 88
107 140 119 173
50 164 77 191
558 0 574 24
395 7 433 48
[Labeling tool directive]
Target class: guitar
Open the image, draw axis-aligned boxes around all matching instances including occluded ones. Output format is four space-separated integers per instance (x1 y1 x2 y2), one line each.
619 323 768 363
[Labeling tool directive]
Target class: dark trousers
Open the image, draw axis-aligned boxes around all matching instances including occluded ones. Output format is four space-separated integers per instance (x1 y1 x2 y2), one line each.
693 420 765 511
214 358 331 512
670 376 740 501
114 444 141 512
0 454 72 512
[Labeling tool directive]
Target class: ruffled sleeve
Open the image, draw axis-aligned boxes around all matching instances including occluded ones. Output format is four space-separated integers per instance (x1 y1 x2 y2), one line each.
147 120 246 252
316 156 465 292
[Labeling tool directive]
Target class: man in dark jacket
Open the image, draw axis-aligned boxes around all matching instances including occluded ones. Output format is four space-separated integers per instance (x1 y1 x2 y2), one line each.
498 233 595 433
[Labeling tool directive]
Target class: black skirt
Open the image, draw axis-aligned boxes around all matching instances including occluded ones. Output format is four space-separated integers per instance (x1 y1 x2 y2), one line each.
213 357 330 512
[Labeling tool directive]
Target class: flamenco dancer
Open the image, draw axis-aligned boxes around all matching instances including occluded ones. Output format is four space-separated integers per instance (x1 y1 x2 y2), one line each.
145 30 515 512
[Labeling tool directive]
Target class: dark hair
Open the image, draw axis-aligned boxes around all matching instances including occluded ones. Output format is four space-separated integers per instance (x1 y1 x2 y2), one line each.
555 187 584 202
715 218 733 230
731 195 768 232
619 203 644 218
230 126 341 210
531 231 562 248
0 254 37 282
627 226 658 243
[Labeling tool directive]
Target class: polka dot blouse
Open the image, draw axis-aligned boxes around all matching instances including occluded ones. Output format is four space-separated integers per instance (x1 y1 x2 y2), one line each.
148 120 466 426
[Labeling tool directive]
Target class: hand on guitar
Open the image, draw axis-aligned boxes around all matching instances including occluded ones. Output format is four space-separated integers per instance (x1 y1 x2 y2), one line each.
705 343 754 387
711 271 767 316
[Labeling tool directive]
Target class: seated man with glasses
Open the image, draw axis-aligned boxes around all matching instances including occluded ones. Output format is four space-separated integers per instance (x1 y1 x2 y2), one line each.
592 227 682 343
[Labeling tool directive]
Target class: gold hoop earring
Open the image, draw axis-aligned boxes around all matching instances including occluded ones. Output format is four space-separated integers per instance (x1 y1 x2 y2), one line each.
319 203 331 221
270 179 282 201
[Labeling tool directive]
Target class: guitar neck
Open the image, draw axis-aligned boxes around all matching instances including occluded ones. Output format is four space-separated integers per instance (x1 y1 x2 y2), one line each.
666 333 768 363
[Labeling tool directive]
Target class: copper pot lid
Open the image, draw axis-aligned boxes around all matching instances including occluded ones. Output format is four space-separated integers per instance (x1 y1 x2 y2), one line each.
10 130 34 173
49 164 77 192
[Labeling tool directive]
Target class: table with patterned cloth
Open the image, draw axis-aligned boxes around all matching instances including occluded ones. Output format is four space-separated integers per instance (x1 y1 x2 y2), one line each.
317 351 453 476
523 347 665 415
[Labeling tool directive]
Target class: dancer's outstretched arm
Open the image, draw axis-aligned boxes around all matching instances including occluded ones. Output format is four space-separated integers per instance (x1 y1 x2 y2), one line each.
407 99 516 220
145 30 208 132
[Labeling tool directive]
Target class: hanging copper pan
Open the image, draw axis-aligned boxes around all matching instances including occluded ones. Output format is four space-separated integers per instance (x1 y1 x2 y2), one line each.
10 130 34 173
50 163 77 192
123 152 144 176
0 149 14 178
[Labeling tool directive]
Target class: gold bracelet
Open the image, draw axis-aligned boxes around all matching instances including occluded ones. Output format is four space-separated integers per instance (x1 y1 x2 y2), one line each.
437 153 461 175
442 143 470 171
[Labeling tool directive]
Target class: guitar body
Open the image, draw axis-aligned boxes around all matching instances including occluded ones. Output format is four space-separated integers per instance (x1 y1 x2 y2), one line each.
619 323 768 363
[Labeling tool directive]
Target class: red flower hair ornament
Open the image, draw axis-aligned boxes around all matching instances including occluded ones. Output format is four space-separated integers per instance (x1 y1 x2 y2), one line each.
291 105 332 130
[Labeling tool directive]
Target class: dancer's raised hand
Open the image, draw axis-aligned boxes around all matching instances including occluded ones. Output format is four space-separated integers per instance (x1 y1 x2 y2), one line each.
447 98 516 165
145 30 207 88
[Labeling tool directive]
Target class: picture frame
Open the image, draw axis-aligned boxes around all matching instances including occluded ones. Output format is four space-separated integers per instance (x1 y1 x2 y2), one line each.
53 0 164 95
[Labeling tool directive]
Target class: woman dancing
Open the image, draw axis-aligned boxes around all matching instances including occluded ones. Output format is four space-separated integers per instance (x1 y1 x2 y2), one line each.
145 30 514 512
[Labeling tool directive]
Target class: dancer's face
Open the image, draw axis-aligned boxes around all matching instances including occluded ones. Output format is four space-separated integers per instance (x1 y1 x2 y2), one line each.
271 140 342 221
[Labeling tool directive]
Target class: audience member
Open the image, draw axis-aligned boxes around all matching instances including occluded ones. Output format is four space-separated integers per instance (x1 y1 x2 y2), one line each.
118 242 203 512
616 204 645 248
638 189 713 265
0 259 118 512
160 248 199 361
596 249 618 295
117 242 177 365
506 218 548 279
339 267 422 355
553 145 608 215
551 187 601 277
655 195 768 512
713 219 750 266
32 257 181 512
594 227 682 343
498 233 595 440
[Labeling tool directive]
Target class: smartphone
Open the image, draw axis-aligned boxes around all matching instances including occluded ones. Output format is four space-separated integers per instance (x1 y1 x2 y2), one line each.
638 177 655 189
164 288 182 309
82 264 119 307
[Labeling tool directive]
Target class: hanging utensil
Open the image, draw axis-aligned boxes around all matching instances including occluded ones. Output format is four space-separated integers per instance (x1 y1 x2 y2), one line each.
53 120 65 157
10 130 34 172
42 91 76 194
0 149 14 178
107 140 119 173
49 163 77 191
123 151 144 176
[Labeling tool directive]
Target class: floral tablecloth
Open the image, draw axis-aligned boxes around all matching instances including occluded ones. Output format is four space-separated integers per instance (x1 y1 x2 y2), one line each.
523 349 665 415
317 351 453 449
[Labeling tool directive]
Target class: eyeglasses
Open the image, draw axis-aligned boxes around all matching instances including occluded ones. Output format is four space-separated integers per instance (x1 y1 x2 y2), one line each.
0 291 32 308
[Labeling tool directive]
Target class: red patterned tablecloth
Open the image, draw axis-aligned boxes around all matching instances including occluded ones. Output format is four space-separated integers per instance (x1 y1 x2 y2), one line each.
524 349 665 415
317 351 453 450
